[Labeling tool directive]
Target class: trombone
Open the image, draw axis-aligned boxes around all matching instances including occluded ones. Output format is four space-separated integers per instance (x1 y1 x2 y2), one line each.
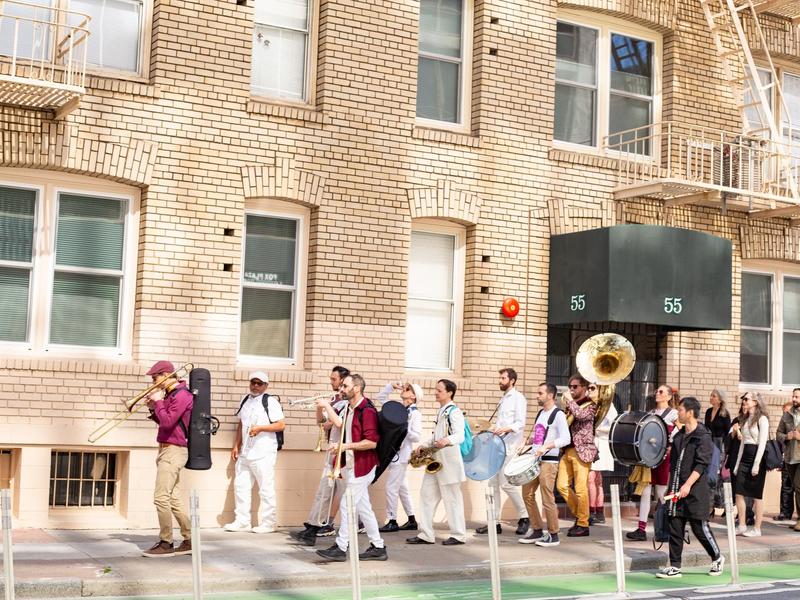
288 392 333 407
87 363 194 444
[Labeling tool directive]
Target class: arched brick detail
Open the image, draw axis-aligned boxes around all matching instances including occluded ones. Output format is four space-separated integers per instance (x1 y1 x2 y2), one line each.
0 121 158 186
240 158 326 207
407 180 481 225
557 0 675 31
740 224 800 262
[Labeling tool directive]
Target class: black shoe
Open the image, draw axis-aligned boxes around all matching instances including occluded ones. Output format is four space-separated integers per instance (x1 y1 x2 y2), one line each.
290 526 311 541
626 528 646 541
358 521 366 534
379 520 399 533
593 511 606 524
476 524 502 534
442 537 465 545
406 536 433 544
516 518 530 535
316 544 347 562
316 523 336 537
589 513 595 526
774 514 790 522
359 543 388 561
567 525 590 537
399 517 418 531
292 525 319 546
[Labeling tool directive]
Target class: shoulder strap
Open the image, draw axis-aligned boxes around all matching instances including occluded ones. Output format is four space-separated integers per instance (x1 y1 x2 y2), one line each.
235 394 249 416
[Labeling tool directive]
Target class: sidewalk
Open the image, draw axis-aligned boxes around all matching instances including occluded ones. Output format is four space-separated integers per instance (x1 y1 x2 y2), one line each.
1 515 799 598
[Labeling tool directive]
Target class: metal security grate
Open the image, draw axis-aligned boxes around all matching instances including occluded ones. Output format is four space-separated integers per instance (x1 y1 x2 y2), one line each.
49 451 117 507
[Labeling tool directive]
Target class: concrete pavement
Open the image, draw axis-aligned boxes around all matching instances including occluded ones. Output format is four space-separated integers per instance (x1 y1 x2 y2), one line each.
1 514 799 598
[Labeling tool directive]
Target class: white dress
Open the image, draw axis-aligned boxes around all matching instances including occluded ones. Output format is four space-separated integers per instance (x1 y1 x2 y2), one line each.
591 404 618 472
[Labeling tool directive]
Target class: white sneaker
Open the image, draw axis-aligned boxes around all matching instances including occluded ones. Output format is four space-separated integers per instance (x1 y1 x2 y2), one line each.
252 524 277 534
223 521 252 532
735 525 747 536
709 555 725 576
656 566 682 579
742 528 761 537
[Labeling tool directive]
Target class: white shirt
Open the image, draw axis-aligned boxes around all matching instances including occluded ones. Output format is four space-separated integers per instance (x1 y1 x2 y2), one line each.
496 387 527 449
529 406 570 461
435 401 465 446
238 393 284 460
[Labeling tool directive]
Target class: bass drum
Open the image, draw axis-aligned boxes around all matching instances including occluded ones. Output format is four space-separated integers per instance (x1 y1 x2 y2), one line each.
463 431 507 481
609 411 668 468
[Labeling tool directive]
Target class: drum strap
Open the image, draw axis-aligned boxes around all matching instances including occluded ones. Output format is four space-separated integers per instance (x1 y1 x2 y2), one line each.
532 408 561 456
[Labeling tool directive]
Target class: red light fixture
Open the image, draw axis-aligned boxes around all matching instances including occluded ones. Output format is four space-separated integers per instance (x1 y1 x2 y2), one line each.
501 297 520 318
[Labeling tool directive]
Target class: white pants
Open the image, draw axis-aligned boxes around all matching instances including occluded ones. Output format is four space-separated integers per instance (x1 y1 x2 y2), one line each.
384 461 414 520
488 453 528 520
418 474 466 543
306 461 345 526
335 467 383 551
638 483 667 524
233 452 277 528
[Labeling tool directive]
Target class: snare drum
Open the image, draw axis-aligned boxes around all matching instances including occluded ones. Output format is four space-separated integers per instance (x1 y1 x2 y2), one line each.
463 431 507 481
609 411 668 468
503 452 541 486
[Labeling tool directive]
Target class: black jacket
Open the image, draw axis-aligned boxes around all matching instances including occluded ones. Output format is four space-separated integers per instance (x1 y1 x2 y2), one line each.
667 423 713 519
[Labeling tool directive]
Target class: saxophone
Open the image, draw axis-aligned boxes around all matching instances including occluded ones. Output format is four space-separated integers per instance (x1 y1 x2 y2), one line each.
409 444 442 474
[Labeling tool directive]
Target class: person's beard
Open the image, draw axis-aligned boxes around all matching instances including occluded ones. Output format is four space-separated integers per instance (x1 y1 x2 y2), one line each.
500 383 510 392
537 397 544 406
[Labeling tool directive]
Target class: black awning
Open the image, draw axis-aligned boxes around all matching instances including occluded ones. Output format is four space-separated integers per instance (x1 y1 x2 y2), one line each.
548 225 732 331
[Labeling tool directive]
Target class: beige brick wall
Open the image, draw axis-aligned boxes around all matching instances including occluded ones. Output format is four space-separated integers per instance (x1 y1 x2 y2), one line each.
0 0 795 527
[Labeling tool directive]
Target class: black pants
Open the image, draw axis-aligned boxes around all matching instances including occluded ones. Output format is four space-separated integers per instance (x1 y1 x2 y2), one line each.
668 515 721 568
783 463 800 519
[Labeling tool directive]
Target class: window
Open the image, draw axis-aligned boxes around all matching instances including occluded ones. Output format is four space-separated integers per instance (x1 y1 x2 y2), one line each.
741 264 800 387
405 223 465 370
416 0 473 128
0 171 138 356
252 0 315 103
555 12 660 155
0 0 150 76
50 451 117 507
240 202 308 362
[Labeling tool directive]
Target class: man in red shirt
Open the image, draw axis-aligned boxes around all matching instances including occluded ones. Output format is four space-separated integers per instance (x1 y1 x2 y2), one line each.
316 374 387 562
141 360 194 558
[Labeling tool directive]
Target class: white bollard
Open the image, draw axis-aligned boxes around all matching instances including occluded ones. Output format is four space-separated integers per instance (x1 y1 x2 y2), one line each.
723 481 740 587
1 489 14 600
610 484 627 596
484 487 502 600
345 488 362 600
189 490 203 600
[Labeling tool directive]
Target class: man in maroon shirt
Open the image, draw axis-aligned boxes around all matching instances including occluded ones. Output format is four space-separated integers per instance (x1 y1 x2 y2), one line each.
141 360 194 558
316 374 387 562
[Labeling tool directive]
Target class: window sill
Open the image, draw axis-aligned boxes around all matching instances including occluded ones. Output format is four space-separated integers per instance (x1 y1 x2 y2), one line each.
246 100 328 125
548 147 622 170
0 355 138 374
86 74 160 99
412 126 481 149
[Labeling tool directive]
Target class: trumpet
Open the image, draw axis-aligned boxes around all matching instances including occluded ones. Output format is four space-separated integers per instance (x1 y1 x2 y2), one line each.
87 363 193 444
289 392 333 407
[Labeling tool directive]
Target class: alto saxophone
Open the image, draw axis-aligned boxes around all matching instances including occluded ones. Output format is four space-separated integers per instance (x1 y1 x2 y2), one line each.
409 444 442 474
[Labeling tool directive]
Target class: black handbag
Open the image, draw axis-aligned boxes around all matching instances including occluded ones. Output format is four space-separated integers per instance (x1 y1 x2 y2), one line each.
763 438 784 471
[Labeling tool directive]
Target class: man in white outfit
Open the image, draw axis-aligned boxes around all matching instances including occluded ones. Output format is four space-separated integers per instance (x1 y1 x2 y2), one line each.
378 382 423 532
476 368 529 536
224 371 285 533
406 379 467 546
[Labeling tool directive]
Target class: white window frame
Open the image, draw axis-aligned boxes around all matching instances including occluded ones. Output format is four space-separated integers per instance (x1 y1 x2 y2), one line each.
250 0 320 107
740 260 800 391
0 168 139 359
237 198 308 368
405 219 465 372
415 0 474 133
554 10 662 157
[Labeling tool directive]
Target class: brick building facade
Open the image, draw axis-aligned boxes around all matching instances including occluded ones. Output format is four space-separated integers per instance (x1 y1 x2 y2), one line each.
0 0 797 528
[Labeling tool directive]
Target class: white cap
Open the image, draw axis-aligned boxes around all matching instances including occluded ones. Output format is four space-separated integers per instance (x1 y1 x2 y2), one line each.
410 383 424 403
248 371 269 384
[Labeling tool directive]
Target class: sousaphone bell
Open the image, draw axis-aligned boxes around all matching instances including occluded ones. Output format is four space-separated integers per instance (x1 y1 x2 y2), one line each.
574 333 636 426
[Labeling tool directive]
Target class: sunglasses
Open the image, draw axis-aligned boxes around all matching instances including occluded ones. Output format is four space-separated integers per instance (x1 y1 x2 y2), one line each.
568 384 581 389
588 386 597 391
250 380 266 386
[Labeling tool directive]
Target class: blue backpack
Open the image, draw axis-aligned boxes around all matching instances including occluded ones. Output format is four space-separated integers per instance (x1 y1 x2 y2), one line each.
446 406 473 457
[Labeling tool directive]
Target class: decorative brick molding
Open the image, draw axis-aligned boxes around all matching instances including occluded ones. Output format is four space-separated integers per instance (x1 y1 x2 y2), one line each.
412 126 481 149
407 180 482 225
0 121 158 186
744 13 800 58
240 158 327 207
740 224 800 262
86 76 161 99
558 0 675 31
246 100 329 125
539 197 617 235
549 148 621 171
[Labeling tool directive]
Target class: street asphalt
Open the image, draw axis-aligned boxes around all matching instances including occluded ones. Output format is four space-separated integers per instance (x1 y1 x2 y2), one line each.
1 513 799 598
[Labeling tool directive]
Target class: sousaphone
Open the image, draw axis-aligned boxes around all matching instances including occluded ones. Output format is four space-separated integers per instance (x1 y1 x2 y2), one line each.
575 333 636 426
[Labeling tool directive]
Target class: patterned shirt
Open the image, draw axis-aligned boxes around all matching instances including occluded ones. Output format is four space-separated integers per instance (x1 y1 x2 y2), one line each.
567 398 598 464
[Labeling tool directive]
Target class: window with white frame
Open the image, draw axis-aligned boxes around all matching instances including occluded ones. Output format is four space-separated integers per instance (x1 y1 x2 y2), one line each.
741 265 800 387
405 223 465 370
0 173 138 355
416 0 472 127
251 0 314 102
555 14 659 155
240 206 307 361
0 0 149 76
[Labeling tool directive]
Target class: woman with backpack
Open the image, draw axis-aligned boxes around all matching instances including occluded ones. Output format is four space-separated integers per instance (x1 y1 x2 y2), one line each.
733 391 770 537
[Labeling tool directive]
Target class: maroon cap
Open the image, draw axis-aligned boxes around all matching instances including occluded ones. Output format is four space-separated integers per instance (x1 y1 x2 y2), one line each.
146 360 175 376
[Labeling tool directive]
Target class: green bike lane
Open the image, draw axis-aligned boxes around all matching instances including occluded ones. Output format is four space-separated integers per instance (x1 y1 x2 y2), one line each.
90 560 800 600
